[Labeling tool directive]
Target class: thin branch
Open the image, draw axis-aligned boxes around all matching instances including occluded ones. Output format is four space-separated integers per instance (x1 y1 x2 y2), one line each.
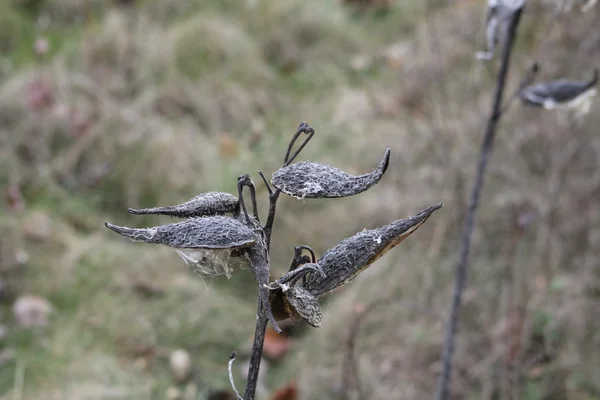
500 61 540 114
237 175 260 223
436 6 524 400
247 180 260 223
237 175 252 225
268 263 325 289
258 170 274 197
243 297 269 400
283 122 315 167
287 245 316 272
228 352 243 400
244 123 316 399
295 245 316 263
263 123 315 250
263 189 280 252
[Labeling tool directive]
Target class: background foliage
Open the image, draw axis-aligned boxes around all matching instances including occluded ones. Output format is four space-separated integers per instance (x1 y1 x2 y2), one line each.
0 0 599 398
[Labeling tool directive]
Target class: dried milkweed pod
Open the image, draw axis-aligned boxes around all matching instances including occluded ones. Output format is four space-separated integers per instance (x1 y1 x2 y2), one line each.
304 203 443 298
283 286 322 327
128 191 240 219
476 0 524 61
519 69 598 113
271 147 390 199
269 262 325 326
104 215 257 278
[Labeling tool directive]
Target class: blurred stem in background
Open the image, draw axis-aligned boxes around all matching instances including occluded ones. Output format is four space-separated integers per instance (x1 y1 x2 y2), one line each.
436 4 525 400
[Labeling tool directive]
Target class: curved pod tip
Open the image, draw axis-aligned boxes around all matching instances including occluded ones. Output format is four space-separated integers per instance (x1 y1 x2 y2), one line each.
271 146 392 200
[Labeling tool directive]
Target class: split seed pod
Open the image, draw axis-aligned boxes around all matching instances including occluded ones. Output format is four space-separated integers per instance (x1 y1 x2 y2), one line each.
127 192 239 218
519 69 598 110
105 215 257 278
304 203 443 298
283 286 322 327
476 0 524 61
269 261 326 327
271 147 390 199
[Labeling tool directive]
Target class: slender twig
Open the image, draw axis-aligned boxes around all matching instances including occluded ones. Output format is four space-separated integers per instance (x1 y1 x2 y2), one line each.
283 122 315 167
500 61 539 114
228 352 243 400
248 180 260 223
263 123 315 250
436 6 524 400
263 189 280 252
268 263 325 290
295 245 316 263
287 245 317 286
258 170 274 196
237 175 252 225
243 294 269 400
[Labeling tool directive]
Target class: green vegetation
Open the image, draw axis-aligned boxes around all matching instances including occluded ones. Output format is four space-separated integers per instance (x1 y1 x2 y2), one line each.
1 0 599 398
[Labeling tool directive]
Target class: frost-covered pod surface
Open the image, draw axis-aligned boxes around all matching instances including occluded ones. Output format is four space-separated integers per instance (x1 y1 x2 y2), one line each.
271 147 391 199
284 285 323 328
105 215 260 279
304 203 443 298
104 215 256 249
127 191 239 218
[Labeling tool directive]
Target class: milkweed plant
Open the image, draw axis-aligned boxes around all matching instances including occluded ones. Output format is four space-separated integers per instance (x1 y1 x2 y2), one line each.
105 122 442 400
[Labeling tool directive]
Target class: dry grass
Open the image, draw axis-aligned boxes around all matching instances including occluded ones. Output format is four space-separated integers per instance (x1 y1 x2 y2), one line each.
0 0 599 399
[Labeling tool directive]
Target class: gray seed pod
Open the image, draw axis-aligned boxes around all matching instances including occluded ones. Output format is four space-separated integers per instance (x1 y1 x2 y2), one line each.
104 215 257 250
128 192 239 218
271 147 390 199
476 0 524 61
304 203 443 298
284 285 323 328
519 70 598 109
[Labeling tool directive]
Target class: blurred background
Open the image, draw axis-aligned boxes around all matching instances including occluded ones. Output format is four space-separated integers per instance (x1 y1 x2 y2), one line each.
1 0 599 399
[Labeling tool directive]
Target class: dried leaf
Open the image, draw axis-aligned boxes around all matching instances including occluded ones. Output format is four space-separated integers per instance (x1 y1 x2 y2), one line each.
271 147 390 199
128 192 239 218
104 215 256 250
304 203 443 297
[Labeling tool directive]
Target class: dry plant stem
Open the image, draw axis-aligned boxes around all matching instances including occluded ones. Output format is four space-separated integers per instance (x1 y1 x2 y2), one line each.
435 7 524 400
243 123 315 400
262 123 314 250
244 303 269 400
229 352 243 400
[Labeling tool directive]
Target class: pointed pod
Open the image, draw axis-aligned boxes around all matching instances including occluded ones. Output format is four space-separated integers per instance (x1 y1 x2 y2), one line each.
271 147 391 199
127 192 239 219
104 215 257 250
520 70 598 109
304 203 443 298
